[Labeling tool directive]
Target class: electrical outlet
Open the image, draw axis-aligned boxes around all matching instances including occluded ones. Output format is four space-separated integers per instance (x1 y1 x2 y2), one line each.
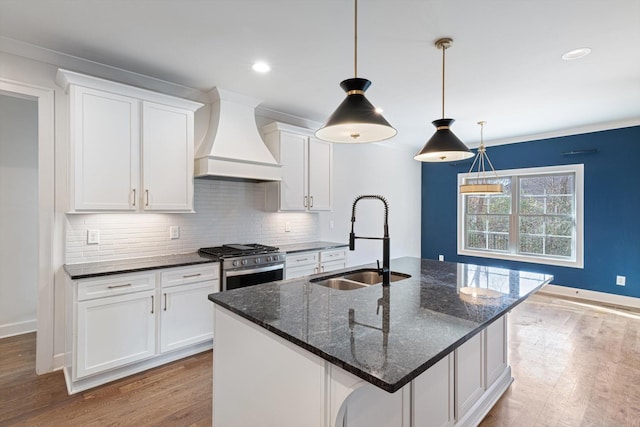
285 222 291 232
170 226 180 240
438 254 444 261
330 220 335 230
616 275 626 286
87 229 100 245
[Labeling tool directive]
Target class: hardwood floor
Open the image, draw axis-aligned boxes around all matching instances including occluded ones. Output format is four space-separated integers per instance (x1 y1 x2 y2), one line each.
1 294 638 426
481 294 640 427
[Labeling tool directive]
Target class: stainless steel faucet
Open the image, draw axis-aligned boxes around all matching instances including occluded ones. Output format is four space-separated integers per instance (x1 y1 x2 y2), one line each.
349 194 391 285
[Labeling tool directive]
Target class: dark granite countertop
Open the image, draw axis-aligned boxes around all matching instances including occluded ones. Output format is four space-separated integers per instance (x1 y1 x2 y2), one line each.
209 257 552 393
277 241 348 254
64 252 218 280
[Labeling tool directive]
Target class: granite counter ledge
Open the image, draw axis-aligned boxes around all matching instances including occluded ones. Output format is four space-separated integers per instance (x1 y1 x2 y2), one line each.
277 240 348 254
63 252 218 279
208 257 553 427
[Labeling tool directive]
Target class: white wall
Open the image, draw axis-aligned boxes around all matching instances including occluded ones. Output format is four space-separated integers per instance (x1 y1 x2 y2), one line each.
0 94 38 338
318 142 422 267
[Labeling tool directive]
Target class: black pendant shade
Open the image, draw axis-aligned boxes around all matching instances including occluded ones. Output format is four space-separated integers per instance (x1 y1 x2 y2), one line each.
414 118 473 162
315 78 397 143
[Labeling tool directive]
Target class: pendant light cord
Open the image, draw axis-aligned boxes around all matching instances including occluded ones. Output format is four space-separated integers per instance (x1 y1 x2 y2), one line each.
354 0 358 77
441 42 446 118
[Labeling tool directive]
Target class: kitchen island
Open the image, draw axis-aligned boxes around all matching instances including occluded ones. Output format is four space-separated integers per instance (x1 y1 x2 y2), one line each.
208 257 552 427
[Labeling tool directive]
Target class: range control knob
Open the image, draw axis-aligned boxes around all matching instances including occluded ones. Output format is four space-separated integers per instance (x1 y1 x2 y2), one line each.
241 259 248 266
266 256 272 262
255 257 261 264
232 260 239 267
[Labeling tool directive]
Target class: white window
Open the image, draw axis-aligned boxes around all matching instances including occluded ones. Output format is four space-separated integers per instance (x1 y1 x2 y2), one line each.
457 164 584 268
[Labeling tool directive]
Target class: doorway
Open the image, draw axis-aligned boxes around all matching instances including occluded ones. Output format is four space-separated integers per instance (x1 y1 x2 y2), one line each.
0 79 55 374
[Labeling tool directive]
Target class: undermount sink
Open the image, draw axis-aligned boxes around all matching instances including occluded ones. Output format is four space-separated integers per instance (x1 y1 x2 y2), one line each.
310 268 411 291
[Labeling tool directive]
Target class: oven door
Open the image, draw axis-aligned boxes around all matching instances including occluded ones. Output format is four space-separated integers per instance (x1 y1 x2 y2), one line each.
223 263 284 291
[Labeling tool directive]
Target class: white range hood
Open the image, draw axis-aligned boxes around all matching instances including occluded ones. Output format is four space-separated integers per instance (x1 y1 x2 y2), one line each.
194 88 281 181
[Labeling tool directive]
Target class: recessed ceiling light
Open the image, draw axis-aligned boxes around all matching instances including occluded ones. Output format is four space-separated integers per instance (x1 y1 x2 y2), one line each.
252 61 271 73
561 47 591 61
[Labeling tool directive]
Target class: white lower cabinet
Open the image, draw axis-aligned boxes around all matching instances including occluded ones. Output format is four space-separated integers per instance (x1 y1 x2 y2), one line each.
285 248 347 279
65 263 219 394
160 265 218 353
76 289 156 379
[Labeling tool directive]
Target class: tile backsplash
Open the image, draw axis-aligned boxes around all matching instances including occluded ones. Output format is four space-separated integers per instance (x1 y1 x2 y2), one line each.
65 180 318 264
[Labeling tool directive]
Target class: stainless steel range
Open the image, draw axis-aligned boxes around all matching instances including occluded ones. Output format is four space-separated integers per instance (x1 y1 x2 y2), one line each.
198 244 285 291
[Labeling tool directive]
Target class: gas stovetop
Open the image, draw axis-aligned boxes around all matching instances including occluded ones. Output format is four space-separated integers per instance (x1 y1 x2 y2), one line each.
198 243 280 259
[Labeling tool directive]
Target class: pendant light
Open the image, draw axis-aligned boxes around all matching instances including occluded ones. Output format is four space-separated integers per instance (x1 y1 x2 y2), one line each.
414 38 473 162
459 121 503 194
315 0 396 143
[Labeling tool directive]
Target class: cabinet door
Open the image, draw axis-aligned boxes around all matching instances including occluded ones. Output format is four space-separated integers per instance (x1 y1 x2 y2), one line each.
307 138 332 211
71 86 139 211
455 333 484 420
279 131 308 211
142 102 194 211
76 290 155 379
160 281 217 353
485 316 507 388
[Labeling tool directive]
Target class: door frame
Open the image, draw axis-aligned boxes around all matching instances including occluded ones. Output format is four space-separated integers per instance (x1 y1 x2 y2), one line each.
0 78 55 374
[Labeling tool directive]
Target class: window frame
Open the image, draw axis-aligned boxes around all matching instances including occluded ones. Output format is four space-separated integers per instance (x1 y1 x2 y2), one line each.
457 164 584 269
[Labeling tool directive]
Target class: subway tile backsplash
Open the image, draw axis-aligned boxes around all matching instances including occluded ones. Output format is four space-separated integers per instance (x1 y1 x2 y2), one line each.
65 180 318 264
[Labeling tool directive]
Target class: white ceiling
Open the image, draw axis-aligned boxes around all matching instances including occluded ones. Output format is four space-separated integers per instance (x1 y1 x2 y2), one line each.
1 0 639 148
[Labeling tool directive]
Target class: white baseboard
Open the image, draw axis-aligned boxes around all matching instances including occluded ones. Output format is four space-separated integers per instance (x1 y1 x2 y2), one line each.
539 284 640 310
0 319 36 339
53 352 65 371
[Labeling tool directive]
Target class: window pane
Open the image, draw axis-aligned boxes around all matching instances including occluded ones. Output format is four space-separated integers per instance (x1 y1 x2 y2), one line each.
520 235 543 254
545 217 573 237
488 233 509 251
488 196 511 214
488 215 510 232
466 197 488 214
546 236 572 257
546 195 573 215
520 196 544 214
520 216 544 235
467 232 487 249
466 214 484 231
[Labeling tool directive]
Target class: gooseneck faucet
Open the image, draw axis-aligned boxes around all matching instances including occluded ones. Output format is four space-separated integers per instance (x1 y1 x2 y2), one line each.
349 194 391 285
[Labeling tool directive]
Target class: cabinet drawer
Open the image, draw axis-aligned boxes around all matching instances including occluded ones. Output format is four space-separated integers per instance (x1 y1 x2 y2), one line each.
320 248 347 262
286 251 319 268
77 272 155 301
160 263 219 288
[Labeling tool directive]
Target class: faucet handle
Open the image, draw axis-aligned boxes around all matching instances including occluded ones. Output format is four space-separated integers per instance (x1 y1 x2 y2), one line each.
376 259 382 275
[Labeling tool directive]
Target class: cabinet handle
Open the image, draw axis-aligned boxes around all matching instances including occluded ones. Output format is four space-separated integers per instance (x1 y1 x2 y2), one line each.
107 283 132 289
314 267 318 274
183 273 202 278
145 189 149 207
304 196 308 207
310 196 314 208
321 266 325 272
132 189 136 207
296 258 309 262
164 293 167 311
151 295 154 314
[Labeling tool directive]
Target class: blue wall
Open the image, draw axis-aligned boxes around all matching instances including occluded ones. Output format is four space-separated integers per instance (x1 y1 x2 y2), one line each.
421 125 640 298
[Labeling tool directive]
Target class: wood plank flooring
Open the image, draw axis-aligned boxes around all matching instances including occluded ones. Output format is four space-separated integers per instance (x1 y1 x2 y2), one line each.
1 293 638 426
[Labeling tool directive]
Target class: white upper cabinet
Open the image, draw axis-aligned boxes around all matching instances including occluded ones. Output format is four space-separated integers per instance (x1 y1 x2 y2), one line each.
142 102 194 211
262 122 332 212
57 69 202 213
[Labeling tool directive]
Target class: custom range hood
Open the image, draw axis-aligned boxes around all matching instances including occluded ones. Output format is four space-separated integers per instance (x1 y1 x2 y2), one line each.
194 88 281 181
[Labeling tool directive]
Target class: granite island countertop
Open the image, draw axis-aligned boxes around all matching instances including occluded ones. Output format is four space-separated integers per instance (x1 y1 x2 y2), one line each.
209 256 553 393
64 252 217 280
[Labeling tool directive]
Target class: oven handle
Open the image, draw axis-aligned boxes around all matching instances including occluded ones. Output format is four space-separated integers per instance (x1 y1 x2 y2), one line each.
224 263 284 277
